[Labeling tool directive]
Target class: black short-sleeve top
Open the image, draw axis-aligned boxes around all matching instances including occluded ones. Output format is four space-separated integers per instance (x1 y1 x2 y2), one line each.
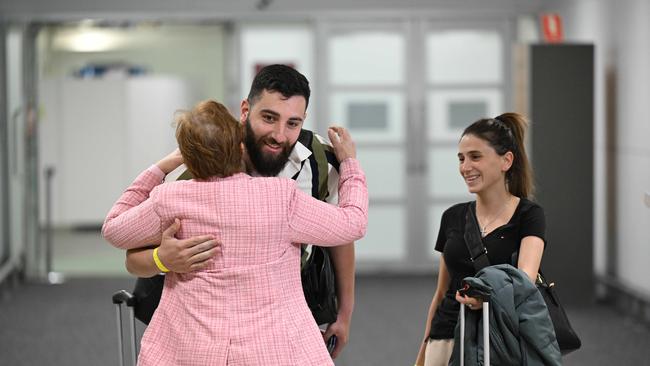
428 198 546 340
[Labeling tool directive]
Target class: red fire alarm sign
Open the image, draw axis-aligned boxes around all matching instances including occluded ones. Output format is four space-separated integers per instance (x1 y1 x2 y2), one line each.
541 13 564 43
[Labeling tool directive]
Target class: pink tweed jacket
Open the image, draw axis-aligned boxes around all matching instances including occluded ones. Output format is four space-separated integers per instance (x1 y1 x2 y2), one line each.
102 159 368 366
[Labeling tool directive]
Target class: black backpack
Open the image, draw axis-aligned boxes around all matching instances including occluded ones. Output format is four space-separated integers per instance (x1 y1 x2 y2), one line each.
295 129 340 325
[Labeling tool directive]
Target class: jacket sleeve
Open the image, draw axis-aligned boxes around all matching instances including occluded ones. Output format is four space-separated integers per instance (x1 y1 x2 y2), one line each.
101 166 164 249
287 158 368 246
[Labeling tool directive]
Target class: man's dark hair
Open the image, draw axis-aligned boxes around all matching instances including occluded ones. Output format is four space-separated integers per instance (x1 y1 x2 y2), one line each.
247 64 310 108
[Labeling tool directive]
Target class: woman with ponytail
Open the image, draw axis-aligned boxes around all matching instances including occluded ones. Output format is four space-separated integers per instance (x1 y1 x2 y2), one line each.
415 113 547 366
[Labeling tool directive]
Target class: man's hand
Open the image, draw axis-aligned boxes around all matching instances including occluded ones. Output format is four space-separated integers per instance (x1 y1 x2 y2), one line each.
157 219 219 273
322 315 350 359
328 126 356 161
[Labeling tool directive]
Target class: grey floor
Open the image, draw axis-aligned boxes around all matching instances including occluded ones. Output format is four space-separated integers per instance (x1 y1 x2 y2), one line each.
1 229 649 365
2 276 650 365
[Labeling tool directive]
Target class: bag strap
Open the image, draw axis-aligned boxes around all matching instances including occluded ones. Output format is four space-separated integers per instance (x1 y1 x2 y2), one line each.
177 169 193 181
464 202 491 273
466 202 548 285
294 129 336 265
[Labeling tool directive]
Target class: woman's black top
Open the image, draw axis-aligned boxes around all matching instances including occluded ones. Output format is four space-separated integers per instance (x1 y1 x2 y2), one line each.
428 198 546 340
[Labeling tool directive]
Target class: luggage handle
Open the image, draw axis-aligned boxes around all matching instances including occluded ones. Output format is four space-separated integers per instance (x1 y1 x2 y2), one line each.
112 290 138 366
112 290 136 307
460 301 490 366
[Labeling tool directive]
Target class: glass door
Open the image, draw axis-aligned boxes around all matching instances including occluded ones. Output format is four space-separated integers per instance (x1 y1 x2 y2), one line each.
318 19 510 271
424 22 510 258
319 21 409 267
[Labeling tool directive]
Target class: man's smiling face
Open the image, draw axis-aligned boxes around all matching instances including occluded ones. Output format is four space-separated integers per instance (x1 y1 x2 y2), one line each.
241 89 306 176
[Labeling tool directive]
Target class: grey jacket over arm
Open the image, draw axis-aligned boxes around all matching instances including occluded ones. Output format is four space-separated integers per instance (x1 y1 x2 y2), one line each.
450 264 562 366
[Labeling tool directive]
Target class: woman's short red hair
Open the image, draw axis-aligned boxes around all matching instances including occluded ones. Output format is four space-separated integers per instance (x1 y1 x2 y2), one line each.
175 100 244 179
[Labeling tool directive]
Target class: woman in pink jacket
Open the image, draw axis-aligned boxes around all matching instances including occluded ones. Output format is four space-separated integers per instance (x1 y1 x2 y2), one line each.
102 100 368 366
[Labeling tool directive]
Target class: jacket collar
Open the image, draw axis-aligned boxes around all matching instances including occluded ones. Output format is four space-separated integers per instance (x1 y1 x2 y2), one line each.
285 139 312 175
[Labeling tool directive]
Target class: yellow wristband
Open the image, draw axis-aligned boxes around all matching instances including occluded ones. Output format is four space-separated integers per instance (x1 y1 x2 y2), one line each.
153 247 170 273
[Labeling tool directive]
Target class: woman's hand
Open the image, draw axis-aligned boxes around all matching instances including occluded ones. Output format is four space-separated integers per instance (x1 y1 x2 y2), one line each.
328 126 356 161
156 148 184 175
455 291 483 310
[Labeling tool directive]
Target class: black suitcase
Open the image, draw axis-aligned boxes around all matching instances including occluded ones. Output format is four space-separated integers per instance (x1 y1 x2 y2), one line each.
112 274 165 366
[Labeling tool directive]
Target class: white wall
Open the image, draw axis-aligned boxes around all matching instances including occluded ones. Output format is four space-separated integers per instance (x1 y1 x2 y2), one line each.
546 0 650 294
611 0 650 294
39 76 194 226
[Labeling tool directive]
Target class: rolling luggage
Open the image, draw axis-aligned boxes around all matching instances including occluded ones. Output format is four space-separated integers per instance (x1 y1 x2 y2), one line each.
459 301 490 366
112 275 165 366
112 289 137 366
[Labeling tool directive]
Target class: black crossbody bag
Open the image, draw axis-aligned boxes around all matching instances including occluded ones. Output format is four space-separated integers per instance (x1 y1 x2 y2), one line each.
464 202 581 355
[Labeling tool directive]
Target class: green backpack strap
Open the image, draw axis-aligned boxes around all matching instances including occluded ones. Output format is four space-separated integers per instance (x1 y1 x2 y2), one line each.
296 129 340 266
297 130 342 325
176 169 193 181
297 129 339 202
310 135 331 202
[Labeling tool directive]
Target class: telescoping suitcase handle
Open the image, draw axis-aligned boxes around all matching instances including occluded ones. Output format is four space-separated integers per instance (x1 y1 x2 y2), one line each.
112 290 137 366
459 301 490 366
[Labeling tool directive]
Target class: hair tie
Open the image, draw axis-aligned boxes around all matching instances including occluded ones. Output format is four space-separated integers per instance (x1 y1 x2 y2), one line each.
493 115 507 127
492 116 512 135
492 116 517 154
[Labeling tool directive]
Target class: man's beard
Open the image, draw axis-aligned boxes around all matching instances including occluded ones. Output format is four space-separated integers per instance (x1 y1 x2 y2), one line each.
244 118 294 177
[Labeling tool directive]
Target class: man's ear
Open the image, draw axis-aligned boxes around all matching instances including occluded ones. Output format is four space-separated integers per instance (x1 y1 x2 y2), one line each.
240 99 250 124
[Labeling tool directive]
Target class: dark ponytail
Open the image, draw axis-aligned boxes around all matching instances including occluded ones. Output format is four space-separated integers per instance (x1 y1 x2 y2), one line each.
461 112 534 198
